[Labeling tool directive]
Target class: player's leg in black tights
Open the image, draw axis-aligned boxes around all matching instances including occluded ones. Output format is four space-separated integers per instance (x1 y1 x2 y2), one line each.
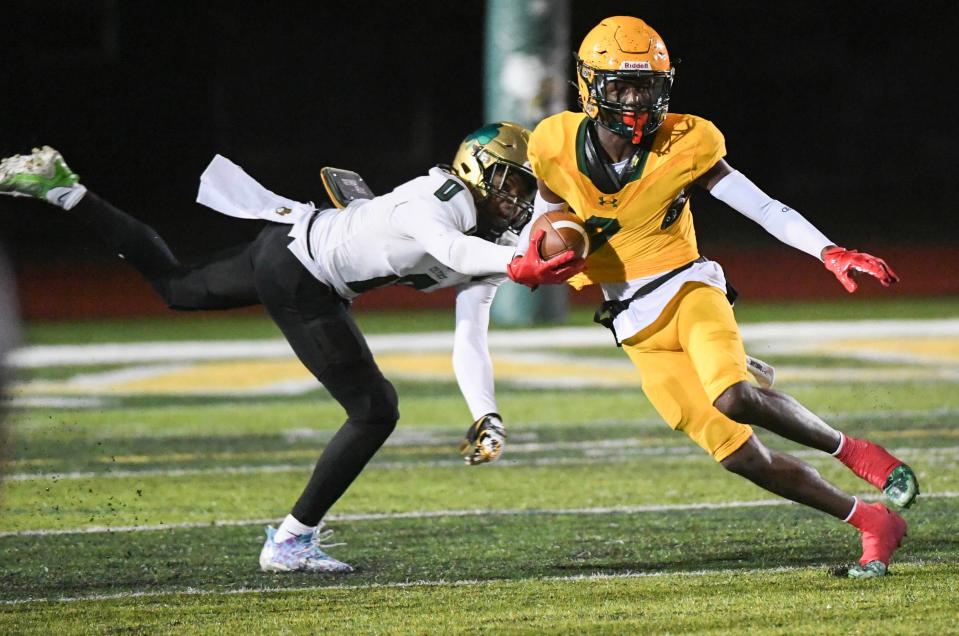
249 225 399 525
75 192 396 524
74 191 259 309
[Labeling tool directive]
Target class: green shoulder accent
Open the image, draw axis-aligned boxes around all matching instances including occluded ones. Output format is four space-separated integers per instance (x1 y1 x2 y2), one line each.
575 117 652 187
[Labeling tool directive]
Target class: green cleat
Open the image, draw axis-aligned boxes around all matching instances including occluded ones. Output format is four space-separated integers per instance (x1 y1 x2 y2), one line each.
847 560 887 579
883 464 919 509
0 146 80 203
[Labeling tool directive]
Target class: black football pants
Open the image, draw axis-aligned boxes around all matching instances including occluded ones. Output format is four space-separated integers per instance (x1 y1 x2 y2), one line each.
75 192 399 525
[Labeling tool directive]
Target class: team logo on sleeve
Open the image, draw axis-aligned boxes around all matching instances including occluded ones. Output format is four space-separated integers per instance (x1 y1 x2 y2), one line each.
660 206 680 229
661 190 688 229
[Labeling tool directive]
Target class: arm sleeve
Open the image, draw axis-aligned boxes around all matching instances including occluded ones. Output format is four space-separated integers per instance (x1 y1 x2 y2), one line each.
452 280 499 420
709 170 834 260
394 200 515 275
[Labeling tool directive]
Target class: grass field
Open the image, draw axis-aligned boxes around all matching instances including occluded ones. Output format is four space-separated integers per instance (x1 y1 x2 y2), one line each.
3 298 959 633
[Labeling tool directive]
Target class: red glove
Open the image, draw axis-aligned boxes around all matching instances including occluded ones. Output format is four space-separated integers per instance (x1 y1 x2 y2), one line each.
507 230 586 288
822 245 900 293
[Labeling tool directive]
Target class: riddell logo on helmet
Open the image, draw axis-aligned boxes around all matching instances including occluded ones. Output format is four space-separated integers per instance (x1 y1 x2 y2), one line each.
620 61 651 70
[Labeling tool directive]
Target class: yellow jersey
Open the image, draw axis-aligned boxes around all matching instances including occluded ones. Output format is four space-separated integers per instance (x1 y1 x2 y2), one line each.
528 111 725 287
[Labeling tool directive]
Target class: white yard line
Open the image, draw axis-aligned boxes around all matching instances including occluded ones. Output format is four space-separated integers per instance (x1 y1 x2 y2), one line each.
9 319 957 398
0 556 950 607
0 564 824 606
3 492 956 539
2 454 691 483
6 396 108 409
10 319 959 367
7 443 958 483
825 406 959 421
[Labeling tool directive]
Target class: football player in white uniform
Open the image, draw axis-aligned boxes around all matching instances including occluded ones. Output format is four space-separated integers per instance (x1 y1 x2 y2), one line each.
0 122 584 572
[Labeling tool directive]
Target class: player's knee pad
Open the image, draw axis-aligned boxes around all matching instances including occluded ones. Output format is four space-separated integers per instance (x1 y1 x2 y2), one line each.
346 376 399 432
368 377 400 428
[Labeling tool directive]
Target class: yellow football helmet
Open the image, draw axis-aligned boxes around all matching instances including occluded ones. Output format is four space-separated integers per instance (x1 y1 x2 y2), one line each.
451 121 536 238
576 16 675 143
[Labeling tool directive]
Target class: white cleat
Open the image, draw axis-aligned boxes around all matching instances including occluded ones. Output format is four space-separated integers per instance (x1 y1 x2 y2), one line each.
259 525 354 573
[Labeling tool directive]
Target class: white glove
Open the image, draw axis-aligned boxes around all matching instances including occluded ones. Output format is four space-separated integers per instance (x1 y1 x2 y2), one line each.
459 413 507 465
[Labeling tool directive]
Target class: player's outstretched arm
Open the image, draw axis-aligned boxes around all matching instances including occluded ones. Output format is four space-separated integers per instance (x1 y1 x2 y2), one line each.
452 282 508 465
702 160 833 260
702 159 900 292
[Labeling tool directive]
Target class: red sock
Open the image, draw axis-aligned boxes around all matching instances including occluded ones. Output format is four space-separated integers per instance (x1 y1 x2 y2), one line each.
836 434 902 490
846 499 907 565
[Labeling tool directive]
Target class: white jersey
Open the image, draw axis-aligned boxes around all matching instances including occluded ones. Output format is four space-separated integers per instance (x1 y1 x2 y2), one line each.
196 157 513 420
287 167 518 300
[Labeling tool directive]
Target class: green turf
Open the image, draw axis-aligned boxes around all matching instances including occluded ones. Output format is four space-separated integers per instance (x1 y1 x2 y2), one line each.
10 380 959 441
4 436 954 533
2 499 956 598
0 501 959 633
5 380 958 533
22 296 959 344
4 305 959 632
14 364 134 382
728 296 959 322
3 562 958 635
8 387 663 439
7 562 959 634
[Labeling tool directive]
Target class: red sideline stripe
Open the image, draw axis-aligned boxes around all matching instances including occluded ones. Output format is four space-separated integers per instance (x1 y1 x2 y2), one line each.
14 245 959 320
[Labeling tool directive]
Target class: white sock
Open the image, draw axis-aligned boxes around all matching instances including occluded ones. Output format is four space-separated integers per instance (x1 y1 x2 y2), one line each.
829 432 846 457
843 497 858 523
46 184 87 210
274 514 315 543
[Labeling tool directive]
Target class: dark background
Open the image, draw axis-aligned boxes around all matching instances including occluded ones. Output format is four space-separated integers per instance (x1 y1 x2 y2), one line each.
1 0 956 269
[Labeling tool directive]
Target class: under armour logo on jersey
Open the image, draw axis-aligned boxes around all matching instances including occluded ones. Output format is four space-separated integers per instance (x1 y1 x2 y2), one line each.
598 196 619 208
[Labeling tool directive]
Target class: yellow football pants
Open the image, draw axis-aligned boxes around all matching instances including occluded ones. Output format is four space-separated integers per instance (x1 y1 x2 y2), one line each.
622 283 753 461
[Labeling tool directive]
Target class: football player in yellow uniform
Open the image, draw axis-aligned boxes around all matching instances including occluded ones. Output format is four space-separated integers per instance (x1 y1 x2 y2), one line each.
521 16 917 578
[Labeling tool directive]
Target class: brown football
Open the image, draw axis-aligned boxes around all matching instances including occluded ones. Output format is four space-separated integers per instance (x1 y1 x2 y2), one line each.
531 210 589 260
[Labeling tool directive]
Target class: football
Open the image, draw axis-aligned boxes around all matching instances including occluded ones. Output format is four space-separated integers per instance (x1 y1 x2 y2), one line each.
531 210 589 260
